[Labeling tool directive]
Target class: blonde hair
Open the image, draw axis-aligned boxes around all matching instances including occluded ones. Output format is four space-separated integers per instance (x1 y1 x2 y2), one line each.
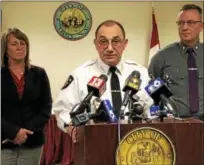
1 28 31 68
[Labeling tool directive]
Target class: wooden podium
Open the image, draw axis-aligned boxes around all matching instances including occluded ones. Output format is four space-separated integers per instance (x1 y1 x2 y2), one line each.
73 118 203 165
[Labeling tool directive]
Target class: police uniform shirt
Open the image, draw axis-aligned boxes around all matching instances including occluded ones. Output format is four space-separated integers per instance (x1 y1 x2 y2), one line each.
148 42 203 118
53 57 151 132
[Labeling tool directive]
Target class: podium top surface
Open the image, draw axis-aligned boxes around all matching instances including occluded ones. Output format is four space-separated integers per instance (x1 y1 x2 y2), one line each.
85 117 203 127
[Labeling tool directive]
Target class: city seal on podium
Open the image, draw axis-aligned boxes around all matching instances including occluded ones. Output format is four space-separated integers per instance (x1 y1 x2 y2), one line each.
53 1 92 41
116 127 176 165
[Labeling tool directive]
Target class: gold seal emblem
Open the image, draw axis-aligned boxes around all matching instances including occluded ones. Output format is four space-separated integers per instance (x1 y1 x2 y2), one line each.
116 127 176 165
53 1 92 41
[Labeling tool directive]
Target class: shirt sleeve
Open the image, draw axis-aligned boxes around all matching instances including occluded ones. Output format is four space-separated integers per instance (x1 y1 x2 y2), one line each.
139 66 150 89
2 117 20 140
148 52 163 78
52 73 81 132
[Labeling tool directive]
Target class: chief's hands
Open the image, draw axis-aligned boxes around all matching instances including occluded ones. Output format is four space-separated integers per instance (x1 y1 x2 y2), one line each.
66 126 77 143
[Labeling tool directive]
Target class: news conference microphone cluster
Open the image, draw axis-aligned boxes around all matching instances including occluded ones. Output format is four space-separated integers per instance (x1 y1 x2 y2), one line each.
66 71 177 127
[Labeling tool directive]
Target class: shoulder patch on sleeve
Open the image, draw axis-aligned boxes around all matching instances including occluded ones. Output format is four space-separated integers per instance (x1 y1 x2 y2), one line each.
61 75 74 90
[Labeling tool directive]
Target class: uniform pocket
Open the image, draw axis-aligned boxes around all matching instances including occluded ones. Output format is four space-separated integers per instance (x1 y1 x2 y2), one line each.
164 68 185 84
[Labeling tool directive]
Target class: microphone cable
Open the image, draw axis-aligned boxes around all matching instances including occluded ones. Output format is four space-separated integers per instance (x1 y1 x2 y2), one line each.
117 99 130 165
172 109 180 165
167 96 182 165
117 115 122 165
169 96 181 118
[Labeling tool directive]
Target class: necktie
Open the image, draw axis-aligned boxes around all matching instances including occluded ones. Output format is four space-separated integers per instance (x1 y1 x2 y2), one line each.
109 67 122 118
187 48 199 114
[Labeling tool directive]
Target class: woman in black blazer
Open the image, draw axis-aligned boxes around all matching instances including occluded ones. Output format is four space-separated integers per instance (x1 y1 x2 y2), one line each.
1 28 52 165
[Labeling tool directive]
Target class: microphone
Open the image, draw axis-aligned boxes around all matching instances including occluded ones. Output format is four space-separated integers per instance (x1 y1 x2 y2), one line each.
131 102 144 115
145 77 172 104
87 74 107 98
71 112 90 126
70 74 108 118
120 71 141 117
150 105 163 116
70 98 102 126
71 99 117 126
144 77 175 115
90 99 118 123
125 99 145 121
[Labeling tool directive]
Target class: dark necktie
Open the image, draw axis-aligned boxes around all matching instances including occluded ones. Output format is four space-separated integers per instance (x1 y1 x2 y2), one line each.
187 48 199 114
109 67 122 118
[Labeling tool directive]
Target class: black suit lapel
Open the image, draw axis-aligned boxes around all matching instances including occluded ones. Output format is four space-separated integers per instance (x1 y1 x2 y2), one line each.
22 67 35 101
1 67 19 100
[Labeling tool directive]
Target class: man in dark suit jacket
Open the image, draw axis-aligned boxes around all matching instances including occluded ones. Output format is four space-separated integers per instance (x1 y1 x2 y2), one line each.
1 28 52 165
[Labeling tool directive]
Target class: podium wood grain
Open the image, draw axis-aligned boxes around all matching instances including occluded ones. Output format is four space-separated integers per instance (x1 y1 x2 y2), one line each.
74 118 203 165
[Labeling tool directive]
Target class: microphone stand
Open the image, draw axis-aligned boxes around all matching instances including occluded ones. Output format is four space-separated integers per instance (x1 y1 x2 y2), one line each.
151 101 182 123
85 101 91 113
71 102 92 126
127 99 133 123
147 102 168 123
126 100 150 123
158 102 167 122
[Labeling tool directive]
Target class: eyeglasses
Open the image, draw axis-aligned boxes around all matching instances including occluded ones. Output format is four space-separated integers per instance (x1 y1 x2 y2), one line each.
97 38 124 49
176 20 202 27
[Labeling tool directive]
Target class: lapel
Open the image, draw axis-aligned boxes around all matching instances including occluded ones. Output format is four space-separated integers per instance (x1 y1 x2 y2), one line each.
2 66 36 102
2 67 19 100
22 66 35 101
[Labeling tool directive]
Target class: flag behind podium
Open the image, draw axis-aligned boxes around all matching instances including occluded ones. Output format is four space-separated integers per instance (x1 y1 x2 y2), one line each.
148 8 160 65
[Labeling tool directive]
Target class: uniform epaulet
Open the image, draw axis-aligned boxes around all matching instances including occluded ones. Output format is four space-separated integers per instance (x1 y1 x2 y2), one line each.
125 60 139 66
80 59 97 68
163 42 177 50
73 59 97 74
